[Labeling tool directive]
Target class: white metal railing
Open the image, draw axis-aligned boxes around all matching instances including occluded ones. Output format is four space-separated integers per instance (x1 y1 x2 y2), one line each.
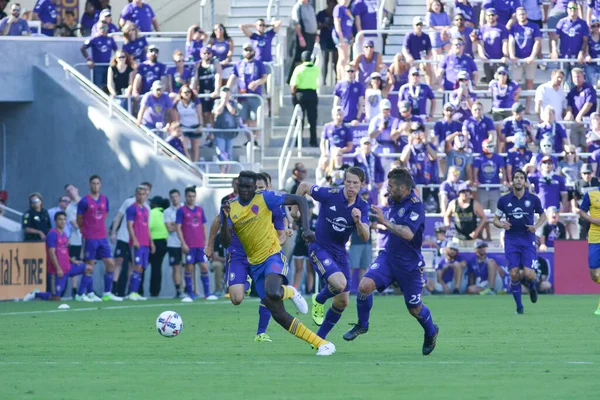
195 161 246 188
278 104 304 190
0 203 24 220
44 53 206 181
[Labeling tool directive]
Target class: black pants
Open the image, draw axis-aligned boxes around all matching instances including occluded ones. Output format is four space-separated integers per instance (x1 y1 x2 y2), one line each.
293 89 318 145
288 33 316 83
321 48 338 83
144 239 167 297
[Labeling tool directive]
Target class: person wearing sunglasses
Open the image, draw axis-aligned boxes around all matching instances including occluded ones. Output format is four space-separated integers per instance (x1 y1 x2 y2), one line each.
535 105 569 153
32 0 58 37
23 193 51 242
462 100 496 154
477 8 509 83
81 20 118 92
91 8 118 36
454 0 475 27
193 46 222 126
240 18 282 63
334 65 365 125
480 0 518 27
209 24 234 85
402 16 434 86
119 0 159 33
136 80 175 131
501 102 534 152
528 156 569 211
399 66 436 121
166 49 192 97
449 12 474 57
108 50 135 110
558 144 583 189
551 1 589 85
352 39 384 93
0 3 31 36
133 44 167 96
439 37 478 90
122 21 148 64
489 65 520 123
572 163 599 239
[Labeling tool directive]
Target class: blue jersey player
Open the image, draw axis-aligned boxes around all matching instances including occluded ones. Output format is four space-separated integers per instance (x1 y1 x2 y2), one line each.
295 167 370 340
493 169 546 314
343 168 440 355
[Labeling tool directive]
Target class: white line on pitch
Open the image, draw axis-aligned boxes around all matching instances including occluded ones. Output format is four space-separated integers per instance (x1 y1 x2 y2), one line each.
0 298 260 316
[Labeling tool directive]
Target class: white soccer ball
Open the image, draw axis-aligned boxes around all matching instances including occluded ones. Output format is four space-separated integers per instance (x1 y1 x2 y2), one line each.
156 311 183 338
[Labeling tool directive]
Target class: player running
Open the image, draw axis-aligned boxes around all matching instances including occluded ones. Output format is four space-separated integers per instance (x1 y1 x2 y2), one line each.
176 186 218 302
344 168 439 355
492 169 546 314
294 167 370 340
575 183 600 315
220 171 336 356
23 212 90 302
125 186 155 300
76 175 122 302
205 173 290 342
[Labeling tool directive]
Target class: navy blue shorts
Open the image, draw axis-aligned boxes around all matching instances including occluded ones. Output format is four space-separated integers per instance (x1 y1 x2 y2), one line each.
227 253 251 287
83 238 112 261
185 247 207 265
251 252 289 300
505 240 536 270
308 242 350 292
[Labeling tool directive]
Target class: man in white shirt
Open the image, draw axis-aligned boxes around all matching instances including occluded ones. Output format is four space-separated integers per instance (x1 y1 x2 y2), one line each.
163 189 184 298
534 69 567 118
66 183 82 298
110 182 152 296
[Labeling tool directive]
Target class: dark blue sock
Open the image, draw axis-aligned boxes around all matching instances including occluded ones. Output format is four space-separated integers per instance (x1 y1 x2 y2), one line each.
201 272 211 297
184 272 193 297
104 272 114 294
511 280 523 309
315 284 340 304
256 301 271 335
317 305 344 339
416 304 436 336
79 274 92 295
356 293 373 328
128 271 142 294
35 292 51 300
87 274 94 293
528 277 537 291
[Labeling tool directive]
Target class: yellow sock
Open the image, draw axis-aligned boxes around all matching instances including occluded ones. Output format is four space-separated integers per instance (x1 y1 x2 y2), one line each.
281 285 294 300
288 318 326 348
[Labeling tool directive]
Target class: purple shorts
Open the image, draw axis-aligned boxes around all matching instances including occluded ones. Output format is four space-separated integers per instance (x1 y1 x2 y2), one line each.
131 246 150 269
185 247 207 265
308 243 350 292
227 253 251 287
83 238 112 261
364 252 427 308
251 252 289 300
505 241 536 270
68 262 86 277
48 273 68 296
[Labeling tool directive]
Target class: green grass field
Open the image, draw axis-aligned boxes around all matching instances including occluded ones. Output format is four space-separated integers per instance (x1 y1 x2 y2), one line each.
0 295 598 400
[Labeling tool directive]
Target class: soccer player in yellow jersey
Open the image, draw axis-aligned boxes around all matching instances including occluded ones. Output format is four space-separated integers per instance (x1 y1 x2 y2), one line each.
577 187 600 315
220 171 336 356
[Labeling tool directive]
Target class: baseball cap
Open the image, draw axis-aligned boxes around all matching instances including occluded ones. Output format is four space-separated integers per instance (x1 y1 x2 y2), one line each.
243 42 254 51
409 66 420 76
512 102 525 113
457 70 469 80
496 65 508 74
100 9 111 17
200 46 212 53
486 7 497 15
413 16 425 25
360 136 372 145
457 182 471 193
380 99 392 110
475 239 488 249
546 206 559 214
148 44 159 52
301 50 312 62
541 155 554 164
151 80 164 90
364 39 375 47
443 102 455 111
582 163 593 173
399 100 411 112
370 71 382 79
446 241 460 251
592 17 600 25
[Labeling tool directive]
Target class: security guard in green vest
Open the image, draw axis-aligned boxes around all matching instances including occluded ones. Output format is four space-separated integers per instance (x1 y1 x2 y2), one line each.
290 50 320 147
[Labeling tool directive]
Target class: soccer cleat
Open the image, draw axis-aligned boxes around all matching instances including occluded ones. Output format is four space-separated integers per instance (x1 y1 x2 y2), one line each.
343 323 368 341
422 324 439 356
224 292 231 299
102 293 123 302
23 289 39 302
87 293 103 302
516 307 524 314
246 275 252 296
479 288 495 295
594 307 600 316
452 288 460 294
127 292 147 301
75 294 94 303
205 295 218 301
316 342 336 356
181 296 193 303
529 287 538 304
311 294 325 325
254 333 272 342
288 285 308 314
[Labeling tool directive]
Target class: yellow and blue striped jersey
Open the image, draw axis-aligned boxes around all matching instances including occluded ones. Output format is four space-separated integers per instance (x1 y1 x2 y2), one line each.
228 190 285 265
581 188 600 244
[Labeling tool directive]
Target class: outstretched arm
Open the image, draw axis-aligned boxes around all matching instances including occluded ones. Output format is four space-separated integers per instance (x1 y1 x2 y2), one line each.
283 194 315 242
220 203 233 248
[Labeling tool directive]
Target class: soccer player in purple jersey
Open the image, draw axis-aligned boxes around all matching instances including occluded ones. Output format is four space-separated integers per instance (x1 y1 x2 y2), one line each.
125 186 155 301
176 186 217 302
493 169 547 314
344 168 439 355
23 212 88 302
295 167 370 340
76 175 122 302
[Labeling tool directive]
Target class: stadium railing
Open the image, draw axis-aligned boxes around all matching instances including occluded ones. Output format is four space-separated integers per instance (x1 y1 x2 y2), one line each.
42 53 222 184
278 104 304 190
